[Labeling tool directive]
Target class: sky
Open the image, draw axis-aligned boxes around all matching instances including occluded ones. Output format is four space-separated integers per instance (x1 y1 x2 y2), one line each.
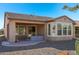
0 3 79 29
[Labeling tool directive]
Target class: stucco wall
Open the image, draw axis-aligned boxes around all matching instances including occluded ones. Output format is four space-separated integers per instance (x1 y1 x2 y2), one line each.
37 24 45 36
47 36 74 41
55 17 73 23
9 20 16 42
4 16 9 39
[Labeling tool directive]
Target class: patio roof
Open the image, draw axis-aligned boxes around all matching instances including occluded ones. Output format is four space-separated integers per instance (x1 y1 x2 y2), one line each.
5 12 76 23
5 12 53 22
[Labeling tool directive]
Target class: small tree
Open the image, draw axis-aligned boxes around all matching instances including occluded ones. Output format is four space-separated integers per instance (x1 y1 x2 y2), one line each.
63 4 79 12
63 5 68 9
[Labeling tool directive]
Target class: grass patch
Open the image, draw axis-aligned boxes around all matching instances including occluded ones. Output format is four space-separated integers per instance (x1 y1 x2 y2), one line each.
75 39 79 55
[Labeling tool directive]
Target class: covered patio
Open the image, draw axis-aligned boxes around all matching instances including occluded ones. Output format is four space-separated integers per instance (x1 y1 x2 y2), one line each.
2 19 46 46
8 19 46 42
15 23 45 42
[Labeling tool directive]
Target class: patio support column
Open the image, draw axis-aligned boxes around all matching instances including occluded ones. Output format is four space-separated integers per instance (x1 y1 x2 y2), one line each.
9 21 16 42
73 26 75 38
44 24 47 40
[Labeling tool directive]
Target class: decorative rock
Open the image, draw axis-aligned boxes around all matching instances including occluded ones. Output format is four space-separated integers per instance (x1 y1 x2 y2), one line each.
57 50 69 55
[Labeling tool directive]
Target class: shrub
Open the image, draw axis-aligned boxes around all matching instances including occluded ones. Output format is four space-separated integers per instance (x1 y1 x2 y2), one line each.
75 39 79 54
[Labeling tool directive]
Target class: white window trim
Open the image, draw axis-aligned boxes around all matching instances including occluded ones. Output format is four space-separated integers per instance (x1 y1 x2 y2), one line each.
47 22 73 37
56 22 73 37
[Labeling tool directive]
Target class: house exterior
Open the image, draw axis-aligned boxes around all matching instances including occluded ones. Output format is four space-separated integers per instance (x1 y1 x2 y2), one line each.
4 12 79 42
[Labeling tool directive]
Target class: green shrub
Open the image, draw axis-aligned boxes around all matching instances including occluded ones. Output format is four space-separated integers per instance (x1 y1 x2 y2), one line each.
75 39 79 54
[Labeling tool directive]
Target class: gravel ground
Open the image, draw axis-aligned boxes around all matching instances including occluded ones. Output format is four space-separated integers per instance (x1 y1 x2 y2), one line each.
0 40 76 55
0 47 60 55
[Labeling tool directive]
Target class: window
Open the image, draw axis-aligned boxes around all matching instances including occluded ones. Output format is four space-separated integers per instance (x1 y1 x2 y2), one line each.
47 22 73 36
16 25 25 35
57 23 62 35
28 26 36 36
63 24 67 35
57 23 72 36
68 25 71 35
52 24 56 33
48 24 51 35
16 25 19 35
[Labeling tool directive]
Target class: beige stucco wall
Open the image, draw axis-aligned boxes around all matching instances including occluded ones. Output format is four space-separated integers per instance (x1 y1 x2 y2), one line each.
44 24 48 40
47 36 74 41
4 16 9 39
73 25 75 38
9 20 16 42
55 17 73 23
37 24 45 36
4 18 16 42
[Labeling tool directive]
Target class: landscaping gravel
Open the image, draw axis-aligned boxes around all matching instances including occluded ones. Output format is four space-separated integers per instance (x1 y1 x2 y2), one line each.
0 40 76 55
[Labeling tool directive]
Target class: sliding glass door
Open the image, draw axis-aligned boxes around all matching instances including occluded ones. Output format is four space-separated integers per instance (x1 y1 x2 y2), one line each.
28 25 37 36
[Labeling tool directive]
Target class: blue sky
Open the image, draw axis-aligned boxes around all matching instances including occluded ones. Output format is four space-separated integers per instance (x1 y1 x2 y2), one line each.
0 3 79 29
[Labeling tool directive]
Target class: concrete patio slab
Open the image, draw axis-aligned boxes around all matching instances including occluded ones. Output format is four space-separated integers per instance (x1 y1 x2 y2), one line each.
2 40 44 47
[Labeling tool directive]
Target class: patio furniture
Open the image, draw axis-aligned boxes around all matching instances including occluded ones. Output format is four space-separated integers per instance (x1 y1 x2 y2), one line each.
16 35 28 42
27 34 32 40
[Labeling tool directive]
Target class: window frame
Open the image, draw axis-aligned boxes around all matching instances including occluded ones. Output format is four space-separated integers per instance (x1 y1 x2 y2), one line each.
16 25 25 35
67 24 72 35
47 22 73 37
57 23 62 35
56 22 72 36
47 23 51 36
